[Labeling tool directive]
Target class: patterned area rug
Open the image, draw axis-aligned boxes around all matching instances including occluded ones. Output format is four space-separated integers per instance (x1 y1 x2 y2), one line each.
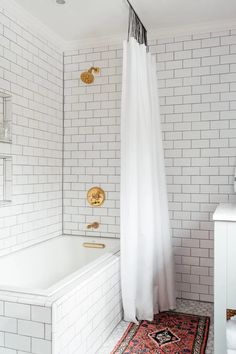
111 311 210 354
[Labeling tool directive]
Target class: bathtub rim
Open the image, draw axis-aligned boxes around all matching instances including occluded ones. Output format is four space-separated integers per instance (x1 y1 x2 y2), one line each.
0 235 120 298
0 251 120 308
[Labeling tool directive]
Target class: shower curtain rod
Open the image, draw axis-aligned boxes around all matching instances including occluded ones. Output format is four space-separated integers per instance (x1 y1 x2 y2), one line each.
126 0 147 34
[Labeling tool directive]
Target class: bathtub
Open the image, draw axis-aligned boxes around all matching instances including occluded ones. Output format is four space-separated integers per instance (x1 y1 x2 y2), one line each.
0 235 122 354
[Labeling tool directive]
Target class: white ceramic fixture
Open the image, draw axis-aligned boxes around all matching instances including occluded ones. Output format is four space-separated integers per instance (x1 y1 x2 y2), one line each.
214 204 236 354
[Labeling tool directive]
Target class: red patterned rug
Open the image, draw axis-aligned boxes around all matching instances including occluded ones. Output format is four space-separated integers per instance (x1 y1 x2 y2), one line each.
111 311 210 354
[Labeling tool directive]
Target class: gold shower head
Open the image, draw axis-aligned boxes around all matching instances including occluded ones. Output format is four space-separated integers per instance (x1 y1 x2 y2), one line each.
80 67 100 84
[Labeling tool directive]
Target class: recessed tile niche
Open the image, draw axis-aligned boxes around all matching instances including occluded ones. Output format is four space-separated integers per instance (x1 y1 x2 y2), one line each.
0 156 12 204
0 91 12 143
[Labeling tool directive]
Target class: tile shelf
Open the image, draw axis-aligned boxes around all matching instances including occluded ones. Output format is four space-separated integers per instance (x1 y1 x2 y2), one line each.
0 138 12 144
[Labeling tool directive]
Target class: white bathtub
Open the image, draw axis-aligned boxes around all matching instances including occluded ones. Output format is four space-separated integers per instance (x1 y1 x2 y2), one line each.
0 235 119 296
0 235 122 354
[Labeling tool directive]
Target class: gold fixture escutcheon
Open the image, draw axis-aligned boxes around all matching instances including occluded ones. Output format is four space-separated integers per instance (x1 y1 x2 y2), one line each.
87 187 105 207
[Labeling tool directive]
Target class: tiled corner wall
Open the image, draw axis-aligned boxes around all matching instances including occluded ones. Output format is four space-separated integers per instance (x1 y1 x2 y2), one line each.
0 301 52 354
64 29 236 301
0 6 63 255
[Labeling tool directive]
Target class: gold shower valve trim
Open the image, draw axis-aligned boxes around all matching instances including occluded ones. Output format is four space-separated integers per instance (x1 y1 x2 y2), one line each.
87 186 105 207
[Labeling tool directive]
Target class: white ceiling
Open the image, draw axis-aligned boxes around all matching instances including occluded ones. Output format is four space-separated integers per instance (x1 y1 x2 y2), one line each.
13 0 236 42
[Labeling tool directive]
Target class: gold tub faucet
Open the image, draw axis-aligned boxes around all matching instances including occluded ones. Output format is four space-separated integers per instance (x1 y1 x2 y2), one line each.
87 222 100 229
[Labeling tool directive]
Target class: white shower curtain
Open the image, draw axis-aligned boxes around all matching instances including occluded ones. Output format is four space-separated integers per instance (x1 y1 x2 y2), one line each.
121 38 176 323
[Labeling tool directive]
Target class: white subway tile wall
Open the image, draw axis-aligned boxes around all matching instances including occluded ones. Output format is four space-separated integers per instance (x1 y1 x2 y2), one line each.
63 46 122 238
64 30 236 302
0 7 63 255
156 31 236 302
0 301 52 354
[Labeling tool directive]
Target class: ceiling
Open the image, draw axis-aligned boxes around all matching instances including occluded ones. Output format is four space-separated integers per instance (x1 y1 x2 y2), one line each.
13 0 236 42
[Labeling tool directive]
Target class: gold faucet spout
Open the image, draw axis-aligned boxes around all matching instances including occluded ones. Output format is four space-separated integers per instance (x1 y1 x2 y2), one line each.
87 222 100 229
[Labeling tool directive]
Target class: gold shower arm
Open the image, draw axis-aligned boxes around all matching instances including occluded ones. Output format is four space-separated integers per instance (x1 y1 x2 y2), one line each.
88 67 100 74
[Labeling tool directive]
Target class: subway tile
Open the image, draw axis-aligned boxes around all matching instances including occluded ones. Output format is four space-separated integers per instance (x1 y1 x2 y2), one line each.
18 320 44 339
5 333 30 352
0 349 17 354
0 317 17 333
5 303 30 320
32 339 51 354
